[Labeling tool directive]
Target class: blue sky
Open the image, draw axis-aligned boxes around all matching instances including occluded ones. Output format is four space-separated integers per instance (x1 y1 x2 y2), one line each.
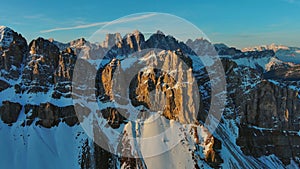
1 0 300 48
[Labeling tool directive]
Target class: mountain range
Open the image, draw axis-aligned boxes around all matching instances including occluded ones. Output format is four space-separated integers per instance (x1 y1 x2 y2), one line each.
0 26 300 169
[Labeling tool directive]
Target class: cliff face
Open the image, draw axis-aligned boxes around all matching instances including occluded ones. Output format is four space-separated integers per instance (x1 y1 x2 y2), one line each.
21 38 60 92
0 27 300 168
220 58 300 165
239 81 300 130
98 50 198 124
236 81 300 165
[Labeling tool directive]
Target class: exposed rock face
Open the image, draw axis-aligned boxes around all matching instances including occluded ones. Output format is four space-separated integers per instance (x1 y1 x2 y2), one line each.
0 101 22 125
0 26 28 80
22 37 60 92
237 126 300 165
242 43 300 64
239 80 300 130
264 65 300 80
23 102 79 128
213 42 243 56
143 31 195 55
70 38 86 48
186 38 217 56
56 47 76 82
0 101 79 128
220 58 300 165
0 80 10 92
98 50 199 124
93 47 224 168
29 37 60 67
49 38 69 51
235 80 300 165
52 47 77 98
103 30 198 60
101 33 122 49
104 31 145 59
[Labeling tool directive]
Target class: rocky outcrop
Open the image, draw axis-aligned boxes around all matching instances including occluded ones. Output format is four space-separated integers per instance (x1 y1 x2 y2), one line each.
0 80 10 92
23 102 79 128
0 101 79 128
0 101 22 125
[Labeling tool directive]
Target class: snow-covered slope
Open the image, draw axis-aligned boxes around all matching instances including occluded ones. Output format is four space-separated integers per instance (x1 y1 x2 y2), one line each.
0 120 92 169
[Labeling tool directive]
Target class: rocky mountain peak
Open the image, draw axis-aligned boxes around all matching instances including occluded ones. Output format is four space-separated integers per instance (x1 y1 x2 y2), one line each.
0 26 27 80
142 31 195 55
0 26 14 48
213 43 229 53
132 29 142 36
156 30 165 35
102 31 146 59
48 38 69 51
0 26 27 50
70 38 86 48
123 30 145 51
29 37 59 67
101 33 122 49
21 37 61 91
185 38 217 56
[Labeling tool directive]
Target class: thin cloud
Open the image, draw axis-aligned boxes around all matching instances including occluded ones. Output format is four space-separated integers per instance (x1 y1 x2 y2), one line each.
285 0 295 3
40 13 157 33
24 14 44 19
284 0 300 4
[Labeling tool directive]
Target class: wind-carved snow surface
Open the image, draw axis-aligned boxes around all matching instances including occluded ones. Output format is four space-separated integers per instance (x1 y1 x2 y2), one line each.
0 119 92 169
119 116 214 169
0 26 14 48
0 81 89 169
